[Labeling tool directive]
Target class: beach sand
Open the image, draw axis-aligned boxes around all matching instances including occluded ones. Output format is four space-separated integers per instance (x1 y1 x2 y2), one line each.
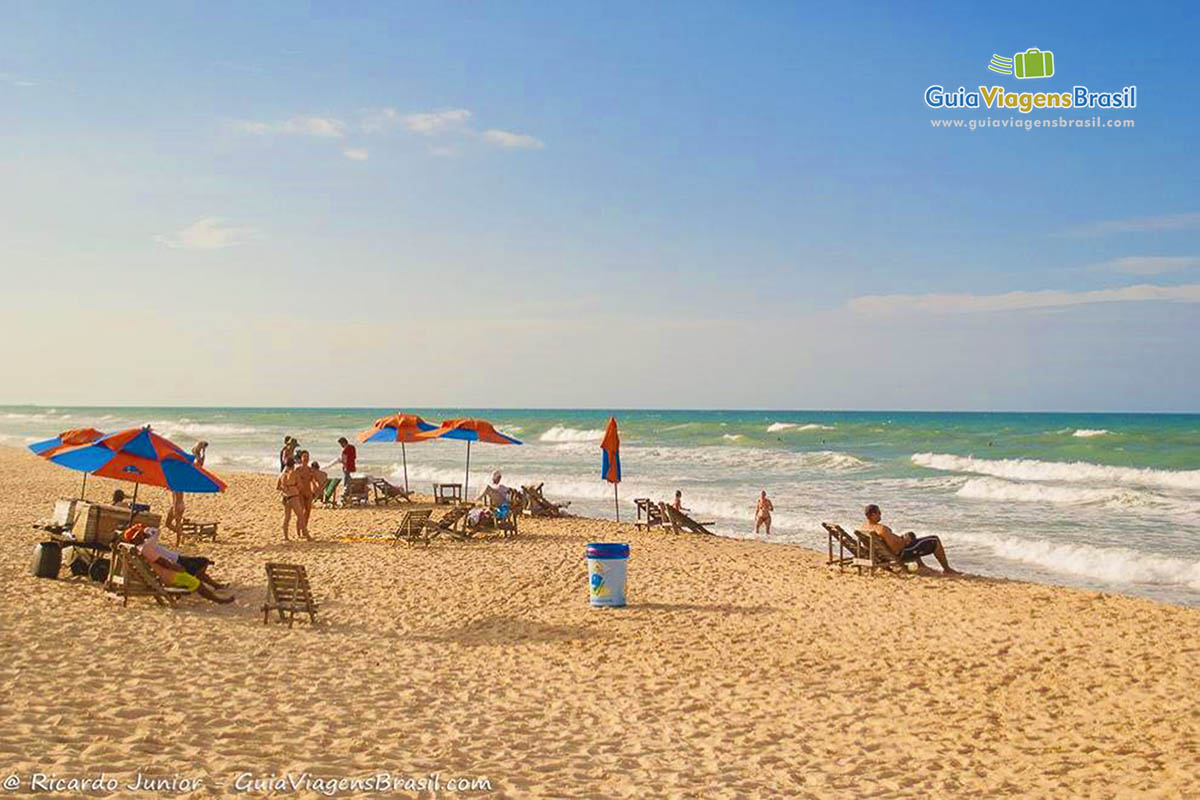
1 445 1197 798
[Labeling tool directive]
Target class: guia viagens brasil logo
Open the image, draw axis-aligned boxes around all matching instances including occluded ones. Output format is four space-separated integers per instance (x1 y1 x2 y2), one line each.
925 47 1136 114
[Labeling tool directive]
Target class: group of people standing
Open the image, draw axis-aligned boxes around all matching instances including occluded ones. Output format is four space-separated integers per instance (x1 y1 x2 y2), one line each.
274 435 358 542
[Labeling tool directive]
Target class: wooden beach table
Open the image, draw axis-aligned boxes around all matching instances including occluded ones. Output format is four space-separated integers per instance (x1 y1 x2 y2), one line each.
433 482 463 505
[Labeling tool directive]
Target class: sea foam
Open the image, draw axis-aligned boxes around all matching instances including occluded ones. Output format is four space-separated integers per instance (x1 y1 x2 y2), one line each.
951 532 1200 592
913 453 1200 493
538 425 605 443
1072 429 1110 438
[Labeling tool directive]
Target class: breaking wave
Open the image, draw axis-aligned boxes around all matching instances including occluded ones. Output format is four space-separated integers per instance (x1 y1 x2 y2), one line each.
767 422 834 433
913 453 1200 493
538 425 605 443
951 532 1200 592
1073 429 1110 438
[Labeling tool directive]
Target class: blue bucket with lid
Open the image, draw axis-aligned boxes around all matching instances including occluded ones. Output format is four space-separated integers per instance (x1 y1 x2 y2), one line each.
587 542 629 607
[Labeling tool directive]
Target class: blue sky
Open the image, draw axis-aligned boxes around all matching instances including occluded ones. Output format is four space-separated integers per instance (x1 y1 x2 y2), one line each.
1 1 1197 410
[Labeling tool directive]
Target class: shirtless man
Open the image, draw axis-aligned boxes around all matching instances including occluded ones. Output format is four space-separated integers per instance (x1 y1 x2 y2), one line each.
859 504 957 574
293 450 315 540
309 460 329 508
279 436 298 472
276 458 304 542
755 490 774 535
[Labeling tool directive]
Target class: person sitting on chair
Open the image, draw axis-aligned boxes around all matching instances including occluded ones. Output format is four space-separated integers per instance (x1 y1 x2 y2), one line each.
123 525 234 603
111 489 130 507
860 504 957 575
477 470 510 508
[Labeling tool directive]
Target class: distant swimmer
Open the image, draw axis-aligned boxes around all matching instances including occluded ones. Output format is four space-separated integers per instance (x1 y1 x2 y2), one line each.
755 490 774 535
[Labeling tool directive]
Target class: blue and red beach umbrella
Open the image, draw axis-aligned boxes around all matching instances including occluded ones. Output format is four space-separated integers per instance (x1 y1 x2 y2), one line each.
415 418 522 497
601 417 621 521
357 413 439 493
49 426 227 496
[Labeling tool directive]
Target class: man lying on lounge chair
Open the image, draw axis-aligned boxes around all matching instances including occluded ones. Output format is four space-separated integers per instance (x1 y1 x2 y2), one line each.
122 525 235 603
860 504 958 575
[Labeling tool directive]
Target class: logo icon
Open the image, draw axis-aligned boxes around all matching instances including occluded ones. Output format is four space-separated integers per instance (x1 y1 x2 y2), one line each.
988 48 1055 79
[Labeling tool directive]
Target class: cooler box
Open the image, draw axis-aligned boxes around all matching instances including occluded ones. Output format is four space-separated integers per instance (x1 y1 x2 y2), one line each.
51 498 81 529
71 502 161 546
31 541 62 579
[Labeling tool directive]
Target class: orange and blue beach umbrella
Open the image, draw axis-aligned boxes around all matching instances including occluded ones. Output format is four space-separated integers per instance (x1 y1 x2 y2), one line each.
49 426 227 494
29 427 107 498
28 427 106 459
415 418 522 497
357 413 439 493
600 417 622 520
601 417 621 483
357 413 438 443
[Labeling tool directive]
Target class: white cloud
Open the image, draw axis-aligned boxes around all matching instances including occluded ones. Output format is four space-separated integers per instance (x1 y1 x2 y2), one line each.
363 107 472 135
342 147 369 161
1096 256 1200 275
849 283 1200 315
233 115 347 138
1066 212 1200 237
481 129 545 150
153 217 258 250
0 73 37 88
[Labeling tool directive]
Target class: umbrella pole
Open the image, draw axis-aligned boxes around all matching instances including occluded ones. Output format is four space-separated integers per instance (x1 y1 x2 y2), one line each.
614 483 620 523
464 440 471 500
128 483 139 525
402 442 409 495
80 473 87 500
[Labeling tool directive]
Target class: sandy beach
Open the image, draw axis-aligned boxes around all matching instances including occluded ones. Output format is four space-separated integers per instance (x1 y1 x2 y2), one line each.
1 443 1198 798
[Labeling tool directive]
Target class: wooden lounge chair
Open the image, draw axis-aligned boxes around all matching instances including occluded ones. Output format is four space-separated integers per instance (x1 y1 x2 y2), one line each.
634 498 664 530
319 478 341 507
104 542 190 606
389 508 435 546
852 530 915 576
822 523 861 570
262 562 318 626
370 477 411 505
522 483 571 517
426 504 474 541
341 477 370 507
660 503 716 536
179 519 219 543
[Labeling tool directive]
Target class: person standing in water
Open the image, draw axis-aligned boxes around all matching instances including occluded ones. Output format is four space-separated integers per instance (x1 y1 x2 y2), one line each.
755 490 774 535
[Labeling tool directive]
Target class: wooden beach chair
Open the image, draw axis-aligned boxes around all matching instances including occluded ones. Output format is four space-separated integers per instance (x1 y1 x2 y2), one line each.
319 478 341 507
341 477 370 507
852 530 915 576
389 508 435 546
104 542 190 607
494 506 519 538
822 523 861 570
634 498 664 530
521 483 571 517
426 504 473 541
179 519 219 544
370 477 411 505
262 563 318 626
660 503 716 536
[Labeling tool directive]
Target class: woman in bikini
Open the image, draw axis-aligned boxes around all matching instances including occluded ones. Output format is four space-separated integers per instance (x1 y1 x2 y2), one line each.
276 457 304 542
755 490 774 535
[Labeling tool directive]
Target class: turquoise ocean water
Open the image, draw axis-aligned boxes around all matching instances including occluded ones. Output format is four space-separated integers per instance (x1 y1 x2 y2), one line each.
4 407 1199 606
